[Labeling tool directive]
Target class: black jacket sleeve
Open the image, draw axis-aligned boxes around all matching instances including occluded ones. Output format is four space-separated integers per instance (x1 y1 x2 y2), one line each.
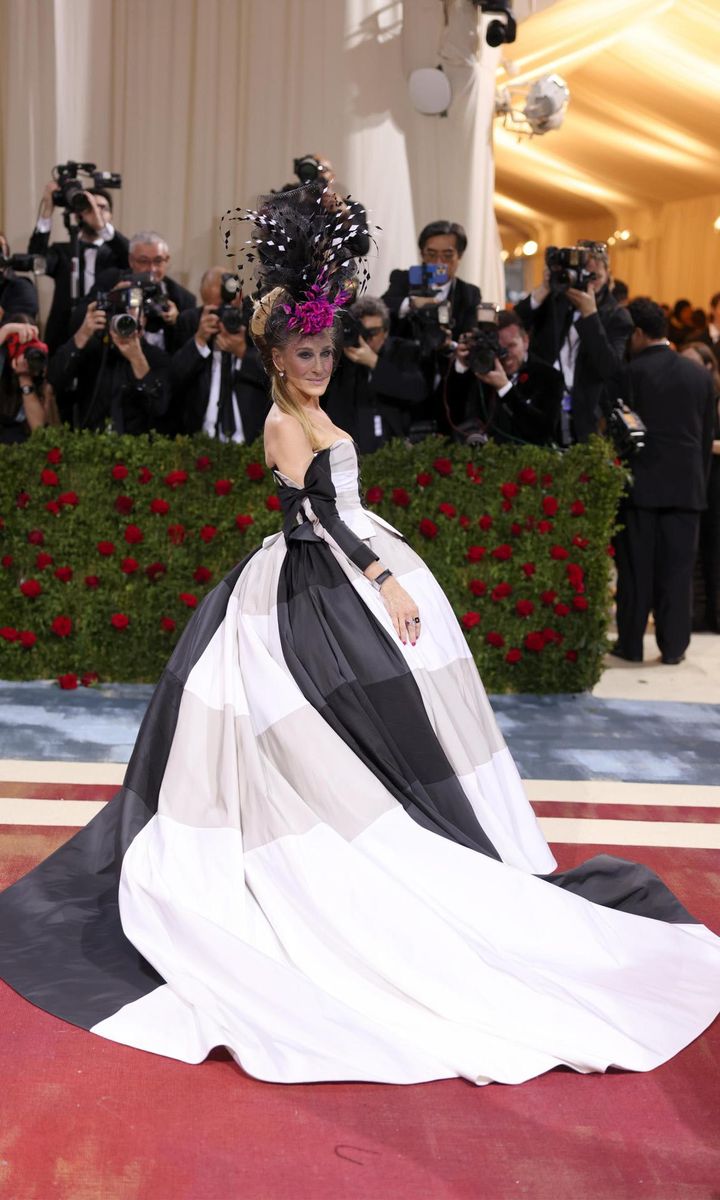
371 338 427 407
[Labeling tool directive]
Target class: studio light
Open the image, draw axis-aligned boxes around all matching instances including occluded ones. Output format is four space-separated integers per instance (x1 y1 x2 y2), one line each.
471 0 517 48
495 74 570 137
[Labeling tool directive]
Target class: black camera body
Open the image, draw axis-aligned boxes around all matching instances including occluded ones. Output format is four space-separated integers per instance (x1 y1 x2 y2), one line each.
293 155 324 185
96 280 159 338
212 273 246 334
466 305 507 376
339 309 362 348
606 401 646 459
52 161 122 215
0 253 43 276
545 245 596 293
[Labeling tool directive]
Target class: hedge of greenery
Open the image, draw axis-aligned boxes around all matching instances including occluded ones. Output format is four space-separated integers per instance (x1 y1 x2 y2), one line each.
0 429 625 692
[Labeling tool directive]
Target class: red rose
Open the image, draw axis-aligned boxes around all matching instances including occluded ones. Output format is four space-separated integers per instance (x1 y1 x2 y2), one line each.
0 627 18 641
16 491 31 508
193 565 212 583
81 672 99 687
366 486 384 504
518 467 537 486
179 592 198 608
607 543 616 558
578 473 590 484
565 649 579 662
195 455 211 472
541 590 558 606
438 502 456 518
84 575 100 588
466 545 486 562
469 579 487 597
124 524 144 544
419 518 438 539
478 514 493 531
543 627 563 645
516 599 535 618
392 488 410 507
40 468 59 487
27 529 44 545
199 525 218 543
566 562 584 588
19 630 37 648
505 648 522 664
433 457 453 476
160 616 176 632
550 545 569 560
491 582 512 602
491 544 513 560
485 631 505 648
214 479 233 495
110 613 130 630
554 602 570 617
57 673 78 690
461 611 481 630
168 524 187 544
541 473 553 487
510 522 523 537
536 520 553 534
46 447 62 464
235 514 254 531
501 500 512 513
501 482 519 500
111 464 128 481
573 596 589 611
145 562 167 581
521 562 536 577
572 535 589 550
120 557 139 574
570 500 586 516
54 567 73 584
416 472 433 488
138 466 153 484
51 615 73 638
542 496 558 516
150 498 170 515
164 469 188 489
97 541 115 556
466 463 483 483
45 500 61 515
1 555 12 569
20 579 42 598
266 495 282 511
459 515 470 529
524 631 545 652
115 495 134 515
246 462 265 481
58 491 79 508
36 552 53 570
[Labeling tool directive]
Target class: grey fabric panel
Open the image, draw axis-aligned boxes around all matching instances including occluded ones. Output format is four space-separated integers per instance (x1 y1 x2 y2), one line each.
544 855 699 923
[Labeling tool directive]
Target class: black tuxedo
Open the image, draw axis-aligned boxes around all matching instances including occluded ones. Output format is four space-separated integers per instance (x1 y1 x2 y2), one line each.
382 272 481 341
92 268 196 355
169 307 269 443
614 344 715 661
323 336 428 453
48 334 170 434
28 226 130 353
0 272 39 321
445 352 563 445
515 285 632 442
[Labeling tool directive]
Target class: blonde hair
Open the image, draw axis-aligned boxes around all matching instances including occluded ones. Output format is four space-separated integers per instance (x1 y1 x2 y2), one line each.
251 287 326 451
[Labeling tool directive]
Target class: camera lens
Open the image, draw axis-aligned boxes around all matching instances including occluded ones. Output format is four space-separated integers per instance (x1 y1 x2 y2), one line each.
110 313 138 337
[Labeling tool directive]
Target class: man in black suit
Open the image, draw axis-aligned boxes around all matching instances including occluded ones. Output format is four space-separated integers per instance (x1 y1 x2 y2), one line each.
323 296 427 453
448 310 563 444
93 231 196 355
515 241 632 443
383 219 481 343
28 180 129 352
612 298 715 665
169 267 268 443
700 291 720 354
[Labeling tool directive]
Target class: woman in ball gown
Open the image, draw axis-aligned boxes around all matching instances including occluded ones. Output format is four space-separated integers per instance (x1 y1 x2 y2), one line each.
1 186 718 1086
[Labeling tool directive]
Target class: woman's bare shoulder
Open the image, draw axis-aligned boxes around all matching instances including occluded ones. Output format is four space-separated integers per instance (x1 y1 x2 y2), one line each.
263 407 312 469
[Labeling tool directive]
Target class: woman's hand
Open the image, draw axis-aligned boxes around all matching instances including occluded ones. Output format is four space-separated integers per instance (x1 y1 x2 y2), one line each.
379 577 421 645
0 322 39 347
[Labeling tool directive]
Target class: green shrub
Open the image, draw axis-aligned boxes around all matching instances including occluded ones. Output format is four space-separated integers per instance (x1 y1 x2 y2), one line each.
0 430 625 691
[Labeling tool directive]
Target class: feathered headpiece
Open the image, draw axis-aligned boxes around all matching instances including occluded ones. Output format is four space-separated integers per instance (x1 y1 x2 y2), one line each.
221 182 375 338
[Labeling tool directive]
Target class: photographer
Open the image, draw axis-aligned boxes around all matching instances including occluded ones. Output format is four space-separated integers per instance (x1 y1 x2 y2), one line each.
449 310 563 445
170 267 268 443
48 285 170 434
28 178 129 353
92 231 196 355
383 220 481 343
515 240 632 443
0 233 39 321
612 298 715 666
323 296 428 453
0 316 58 443
279 154 370 258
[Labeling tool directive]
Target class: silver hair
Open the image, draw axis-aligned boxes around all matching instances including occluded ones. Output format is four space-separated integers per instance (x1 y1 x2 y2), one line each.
350 294 390 330
129 230 169 254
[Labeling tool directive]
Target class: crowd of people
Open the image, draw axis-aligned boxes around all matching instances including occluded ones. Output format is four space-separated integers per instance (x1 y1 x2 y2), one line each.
0 161 718 660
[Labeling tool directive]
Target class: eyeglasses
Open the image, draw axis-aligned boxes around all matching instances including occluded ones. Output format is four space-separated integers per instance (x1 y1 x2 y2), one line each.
361 325 384 339
421 249 458 263
132 255 169 268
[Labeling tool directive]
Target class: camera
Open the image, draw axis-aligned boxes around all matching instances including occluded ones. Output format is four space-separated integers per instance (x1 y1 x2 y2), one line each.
466 304 507 376
51 161 122 215
0 253 45 276
96 284 145 338
408 263 448 296
606 401 646 459
5 332 49 376
339 309 363 348
545 245 596 293
292 155 324 185
142 280 173 333
213 272 246 334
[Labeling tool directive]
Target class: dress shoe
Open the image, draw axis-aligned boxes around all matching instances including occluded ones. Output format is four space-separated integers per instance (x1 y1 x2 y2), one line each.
660 654 685 665
608 643 643 663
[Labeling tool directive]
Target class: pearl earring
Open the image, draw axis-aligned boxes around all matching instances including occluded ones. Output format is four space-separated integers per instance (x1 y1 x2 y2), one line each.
278 369 285 378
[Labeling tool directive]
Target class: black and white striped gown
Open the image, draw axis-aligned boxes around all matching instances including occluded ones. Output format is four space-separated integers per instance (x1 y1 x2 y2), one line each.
1 438 719 1085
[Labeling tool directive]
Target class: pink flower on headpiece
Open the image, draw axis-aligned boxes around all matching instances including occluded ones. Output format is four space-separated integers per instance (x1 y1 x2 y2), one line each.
284 275 351 336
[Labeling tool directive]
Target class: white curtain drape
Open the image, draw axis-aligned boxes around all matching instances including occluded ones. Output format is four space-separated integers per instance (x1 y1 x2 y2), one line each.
0 0 503 316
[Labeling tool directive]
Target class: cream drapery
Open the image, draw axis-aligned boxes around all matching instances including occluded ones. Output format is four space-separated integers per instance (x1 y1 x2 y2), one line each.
0 0 503 313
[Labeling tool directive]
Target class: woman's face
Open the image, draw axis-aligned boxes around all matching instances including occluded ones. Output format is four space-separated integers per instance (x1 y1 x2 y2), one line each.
273 330 335 397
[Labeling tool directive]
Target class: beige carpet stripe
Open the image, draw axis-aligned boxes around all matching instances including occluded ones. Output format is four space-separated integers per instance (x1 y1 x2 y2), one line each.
0 760 126 783
524 780 720 808
0 797 108 825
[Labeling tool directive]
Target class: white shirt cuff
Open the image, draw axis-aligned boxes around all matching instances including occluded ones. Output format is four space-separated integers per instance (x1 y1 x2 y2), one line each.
398 297 412 319
35 217 52 234
497 381 513 399
195 339 211 357
99 222 116 242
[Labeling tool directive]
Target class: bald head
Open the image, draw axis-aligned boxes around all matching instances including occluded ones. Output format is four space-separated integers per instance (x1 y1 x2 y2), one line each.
200 267 228 307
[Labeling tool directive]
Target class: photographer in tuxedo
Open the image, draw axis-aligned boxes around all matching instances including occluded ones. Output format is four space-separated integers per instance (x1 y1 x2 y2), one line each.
383 220 481 343
612 298 715 665
92 231 196 355
322 296 428 453
515 240 632 443
28 180 129 352
169 267 268 443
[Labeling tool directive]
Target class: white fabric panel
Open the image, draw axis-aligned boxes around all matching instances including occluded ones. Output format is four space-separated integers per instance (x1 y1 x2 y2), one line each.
355 565 474 672
184 596 248 715
456 748 556 872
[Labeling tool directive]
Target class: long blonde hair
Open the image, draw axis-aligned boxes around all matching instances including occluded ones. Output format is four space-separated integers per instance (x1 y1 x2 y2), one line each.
251 286 328 451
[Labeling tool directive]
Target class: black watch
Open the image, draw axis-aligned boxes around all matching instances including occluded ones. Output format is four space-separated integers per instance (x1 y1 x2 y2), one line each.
19 383 36 396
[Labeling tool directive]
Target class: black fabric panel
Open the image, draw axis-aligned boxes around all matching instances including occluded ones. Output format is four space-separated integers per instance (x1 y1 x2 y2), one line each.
278 539 501 860
0 550 258 1030
276 447 379 571
543 854 699 924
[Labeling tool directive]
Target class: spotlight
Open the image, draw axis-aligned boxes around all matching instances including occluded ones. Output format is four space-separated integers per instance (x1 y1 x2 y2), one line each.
472 0 517 48
522 240 538 256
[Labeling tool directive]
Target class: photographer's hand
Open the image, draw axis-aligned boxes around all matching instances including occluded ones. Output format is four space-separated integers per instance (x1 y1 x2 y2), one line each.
81 192 108 235
195 305 220 350
530 267 551 307
74 302 107 350
215 324 247 358
161 300 179 327
111 330 150 379
566 287 597 318
344 337 378 370
0 322 40 347
39 180 56 221
477 358 509 390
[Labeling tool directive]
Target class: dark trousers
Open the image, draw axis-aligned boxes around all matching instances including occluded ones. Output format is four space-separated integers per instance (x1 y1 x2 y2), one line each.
614 505 700 660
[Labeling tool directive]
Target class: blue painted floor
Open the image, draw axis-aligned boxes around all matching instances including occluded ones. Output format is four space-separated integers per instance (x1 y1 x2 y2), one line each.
1 681 718 785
